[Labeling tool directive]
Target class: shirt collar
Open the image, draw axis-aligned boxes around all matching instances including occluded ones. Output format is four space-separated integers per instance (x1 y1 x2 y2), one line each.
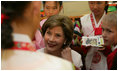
12 33 32 43
92 11 106 27
112 45 117 51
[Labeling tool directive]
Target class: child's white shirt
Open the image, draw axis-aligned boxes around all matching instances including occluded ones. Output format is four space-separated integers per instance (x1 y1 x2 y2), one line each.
80 11 107 70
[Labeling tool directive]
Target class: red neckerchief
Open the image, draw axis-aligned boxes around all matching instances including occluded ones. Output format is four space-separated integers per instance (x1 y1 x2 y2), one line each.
11 41 36 51
88 13 103 36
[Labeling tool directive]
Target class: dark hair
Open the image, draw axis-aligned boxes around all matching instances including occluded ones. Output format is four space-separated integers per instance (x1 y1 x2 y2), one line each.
43 1 63 7
1 1 31 49
42 15 74 47
105 1 109 13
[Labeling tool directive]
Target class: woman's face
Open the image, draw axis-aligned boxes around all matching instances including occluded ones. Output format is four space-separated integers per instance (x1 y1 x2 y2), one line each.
44 26 66 52
89 1 107 16
44 1 62 18
102 22 117 46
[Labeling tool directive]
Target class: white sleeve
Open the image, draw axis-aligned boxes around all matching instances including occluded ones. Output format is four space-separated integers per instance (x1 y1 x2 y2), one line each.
71 50 83 69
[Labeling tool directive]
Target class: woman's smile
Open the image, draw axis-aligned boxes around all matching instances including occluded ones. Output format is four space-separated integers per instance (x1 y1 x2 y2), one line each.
47 42 57 47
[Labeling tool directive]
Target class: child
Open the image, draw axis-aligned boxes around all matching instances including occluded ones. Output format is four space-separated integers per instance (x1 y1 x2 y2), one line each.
80 1 110 70
102 11 117 70
34 1 63 49
40 1 63 27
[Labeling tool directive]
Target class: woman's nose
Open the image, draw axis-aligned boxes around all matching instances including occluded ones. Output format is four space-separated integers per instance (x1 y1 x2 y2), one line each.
49 35 55 41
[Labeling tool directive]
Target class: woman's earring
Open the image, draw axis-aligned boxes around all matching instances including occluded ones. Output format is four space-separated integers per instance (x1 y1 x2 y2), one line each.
64 41 66 45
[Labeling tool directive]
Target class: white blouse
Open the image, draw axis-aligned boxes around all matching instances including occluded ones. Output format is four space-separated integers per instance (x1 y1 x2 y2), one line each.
38 48 83 69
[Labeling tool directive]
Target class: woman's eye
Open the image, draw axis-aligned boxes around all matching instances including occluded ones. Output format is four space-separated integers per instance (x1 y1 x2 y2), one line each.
56 34 61 37
46 31 51 35
107 30 112 33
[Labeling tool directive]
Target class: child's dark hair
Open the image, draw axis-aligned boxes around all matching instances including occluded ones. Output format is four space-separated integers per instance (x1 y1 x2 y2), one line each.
1 1 31 49
43 1 63 7
104 1 109 13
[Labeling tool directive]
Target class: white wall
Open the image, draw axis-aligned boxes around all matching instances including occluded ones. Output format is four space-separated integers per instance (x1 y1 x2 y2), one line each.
60 1 91 16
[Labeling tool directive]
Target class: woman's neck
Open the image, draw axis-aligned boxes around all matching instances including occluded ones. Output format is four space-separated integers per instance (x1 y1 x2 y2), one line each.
44 48 62 57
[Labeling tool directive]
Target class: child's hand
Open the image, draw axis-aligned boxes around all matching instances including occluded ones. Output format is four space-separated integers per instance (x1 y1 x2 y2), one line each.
98 47 105 51
80 39 91 48
98 44 106 51
61 47 73 63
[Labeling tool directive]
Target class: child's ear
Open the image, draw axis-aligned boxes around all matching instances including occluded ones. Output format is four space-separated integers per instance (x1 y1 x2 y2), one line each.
33 1 41 16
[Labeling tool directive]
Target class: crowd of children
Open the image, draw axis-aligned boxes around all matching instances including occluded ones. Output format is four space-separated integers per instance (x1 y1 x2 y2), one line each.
1 1 117 70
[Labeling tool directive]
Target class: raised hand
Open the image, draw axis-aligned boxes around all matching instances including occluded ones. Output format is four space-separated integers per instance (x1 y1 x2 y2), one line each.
61 47 73 63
